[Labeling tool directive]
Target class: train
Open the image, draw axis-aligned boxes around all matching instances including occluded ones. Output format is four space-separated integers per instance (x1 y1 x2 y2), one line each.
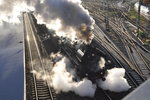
35 21 111 83
59 38 111 83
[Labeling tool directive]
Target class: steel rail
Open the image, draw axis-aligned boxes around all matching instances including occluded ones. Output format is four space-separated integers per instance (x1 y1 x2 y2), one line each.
24 13 39 100
27 13 55 100
119 20 149 77
119 19 150 76
94 37 143 87
24 12 55 100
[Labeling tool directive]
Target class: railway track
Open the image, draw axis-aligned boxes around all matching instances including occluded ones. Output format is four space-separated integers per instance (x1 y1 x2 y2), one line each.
108 17 150 78
60 35 144 100
85 0 148 81
23 7 148 99
84 1 150 47
112 16 150 78
23 13 56 100
86 0 149 32
60 44 113 100
93 25 137 71
93 22 148 81
93 36 144 91
83 1 150 78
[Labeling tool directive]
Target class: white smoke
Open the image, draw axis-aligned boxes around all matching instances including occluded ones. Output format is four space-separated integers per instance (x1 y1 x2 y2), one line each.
0 1 34 24
32 70 51 81
34 0 95 43
50 53 96 97
0 0 95 95
0 0 3 5
0 0 95 44
0 0 94 43
31 53 96 97
31 52 131 97
98 68 131 92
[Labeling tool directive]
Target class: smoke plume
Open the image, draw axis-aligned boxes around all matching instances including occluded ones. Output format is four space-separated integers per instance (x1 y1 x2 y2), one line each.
34 0 95 43
50 53 96 97
98 68 131 92
0 0 94 43
32 52 131 97
32 53 97 97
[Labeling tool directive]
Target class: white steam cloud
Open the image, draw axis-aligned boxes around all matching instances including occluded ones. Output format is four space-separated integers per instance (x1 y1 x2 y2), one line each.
98 68 131 92
32 54 96 97
0 0 34 24
32 53 131 97
34 0 95 43
0 0 94 43
50 54 96 97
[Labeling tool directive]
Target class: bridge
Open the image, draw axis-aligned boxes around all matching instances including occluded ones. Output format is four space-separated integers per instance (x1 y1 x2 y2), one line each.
23 12 56 100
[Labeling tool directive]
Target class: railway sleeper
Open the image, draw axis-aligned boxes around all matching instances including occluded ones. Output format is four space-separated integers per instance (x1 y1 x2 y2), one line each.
32 89 36 93
38 91 50 95
36 84 48 88
126 80 136 89
38 96 51 100
38 93 51 97
32 97 36 100
36 83 47 86
36 80 45 83
37 88 49 92
128 72 144 85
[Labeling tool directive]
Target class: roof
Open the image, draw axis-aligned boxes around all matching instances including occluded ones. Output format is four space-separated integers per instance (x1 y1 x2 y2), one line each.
123 78 150 100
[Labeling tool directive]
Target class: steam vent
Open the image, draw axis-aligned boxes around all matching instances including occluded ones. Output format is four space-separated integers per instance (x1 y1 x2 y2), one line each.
0 0 150 100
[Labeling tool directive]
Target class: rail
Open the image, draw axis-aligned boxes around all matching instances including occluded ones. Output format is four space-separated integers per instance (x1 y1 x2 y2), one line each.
23 12 56 100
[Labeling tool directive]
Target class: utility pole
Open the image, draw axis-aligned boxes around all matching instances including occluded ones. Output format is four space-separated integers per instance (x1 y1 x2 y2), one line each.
137 0 143 37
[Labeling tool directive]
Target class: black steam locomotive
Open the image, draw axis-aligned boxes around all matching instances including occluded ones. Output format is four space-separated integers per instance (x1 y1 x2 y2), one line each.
60 38 110 83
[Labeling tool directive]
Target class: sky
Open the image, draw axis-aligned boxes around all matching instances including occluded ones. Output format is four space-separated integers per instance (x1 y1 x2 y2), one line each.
0 9 24 100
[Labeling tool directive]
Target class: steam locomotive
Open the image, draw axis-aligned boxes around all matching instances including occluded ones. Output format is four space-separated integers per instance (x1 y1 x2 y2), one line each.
36 23 110 83
60 38 110 83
